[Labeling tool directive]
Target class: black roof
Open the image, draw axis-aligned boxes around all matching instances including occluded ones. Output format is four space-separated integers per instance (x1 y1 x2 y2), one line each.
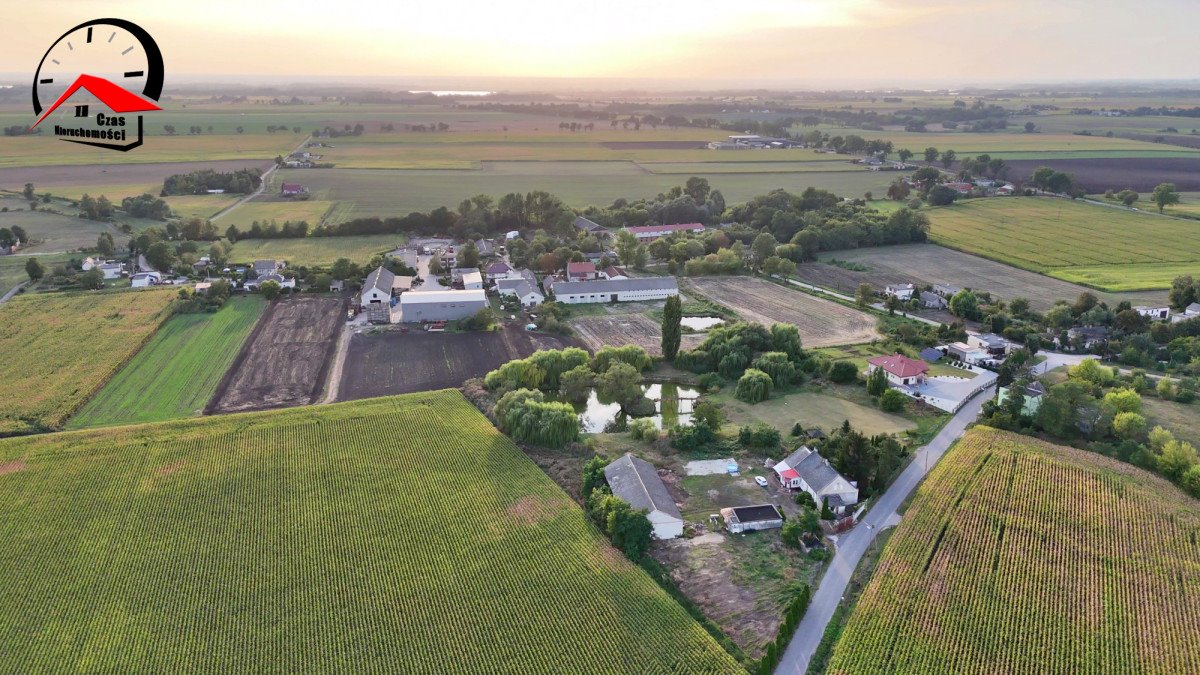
730 504 783 523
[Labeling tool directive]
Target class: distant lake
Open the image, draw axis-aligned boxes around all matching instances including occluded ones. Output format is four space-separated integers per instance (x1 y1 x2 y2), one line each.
409 90 494 97
681 316 724 331
556 382 700 433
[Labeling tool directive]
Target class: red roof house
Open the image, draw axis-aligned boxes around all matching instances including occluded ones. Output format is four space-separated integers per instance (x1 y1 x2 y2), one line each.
566 261 598 281
281 183 307 196
867 354 929 386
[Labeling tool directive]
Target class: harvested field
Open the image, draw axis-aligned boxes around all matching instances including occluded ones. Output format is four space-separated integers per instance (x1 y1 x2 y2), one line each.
0 159 273 194
685 276 878 347
572 313 705 357
600 140 710 149
208 296 346 413
811 244 1169 311
337 324 576 400
1003 156 1200 192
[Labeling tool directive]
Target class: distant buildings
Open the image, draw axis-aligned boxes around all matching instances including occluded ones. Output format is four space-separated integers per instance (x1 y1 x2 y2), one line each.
625 223 704 242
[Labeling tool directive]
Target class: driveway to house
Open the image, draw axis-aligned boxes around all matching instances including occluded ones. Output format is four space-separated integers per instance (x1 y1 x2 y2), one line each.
775 384 993 675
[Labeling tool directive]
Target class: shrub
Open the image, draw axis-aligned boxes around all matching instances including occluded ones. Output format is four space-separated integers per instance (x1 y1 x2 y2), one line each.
558 365 595 403
794 492 816 509
628 418 658 441
592 345 651 373
866 366 888 397
495 388 579 448
827 361 859 384
738 422 781 448
669 421 716 451
880 388 907 412
735 368 773 404
753 352 796 388
697 372 723 392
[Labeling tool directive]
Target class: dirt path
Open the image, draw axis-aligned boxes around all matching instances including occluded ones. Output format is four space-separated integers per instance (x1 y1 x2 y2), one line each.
0 281 27 305
211 135 311 222
321 324 352 404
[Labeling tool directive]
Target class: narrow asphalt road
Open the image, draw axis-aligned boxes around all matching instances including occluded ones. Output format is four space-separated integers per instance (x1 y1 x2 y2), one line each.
0 280 28 304
779 276 944 327
211 135 311 222
775 382 994 674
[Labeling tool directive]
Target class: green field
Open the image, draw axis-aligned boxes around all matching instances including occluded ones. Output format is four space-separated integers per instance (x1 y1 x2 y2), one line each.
826 427 1200 673
68 297 267 429
928 197 1200 291
228 233 402 266
0 196 116 254
0 391 741 672
0 252 73 296
0 134 300 169
164 194 242 220
0 288 177 435
215 198 336 226
712 388 915 438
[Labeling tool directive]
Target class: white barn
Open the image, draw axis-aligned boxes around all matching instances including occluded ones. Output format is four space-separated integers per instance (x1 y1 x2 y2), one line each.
552 277 679 304
400 289 487 322
604 454 683 539
361 266 397 306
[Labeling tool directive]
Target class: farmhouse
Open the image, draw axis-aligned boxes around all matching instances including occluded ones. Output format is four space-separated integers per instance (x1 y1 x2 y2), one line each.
1173 303 1200 323
866 353 929 387
772 446 859 516
130 271 161 288
720 505 784 534
552 277 679 304
1134 306 1170 321
948 342 989 364
485 261 517 282
574 216 609 238
474 239 495 257
884 283 915 301
281 183 308 197
625 222 704 241
1068 325 1109 349
603 454 683 540
566 261 598 281
921 294 948 310
933 283 961 299
253 259 284 276
400 289 488 322
362 266 398 306
968 333 1007 356
497 280 544 308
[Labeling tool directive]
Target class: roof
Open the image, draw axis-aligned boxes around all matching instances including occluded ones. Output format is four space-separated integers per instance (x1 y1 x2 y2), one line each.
780 468 800 481
919 347 944 362
725 504 783 524
281 183 304 192
626 222 704 235
554 277 678 294
886 283 915 291
567 261 596 276
574 216 606 233
603 266 627 278
603 454 682 520
1186 303 1200 314
1069 325 1109 338
867 353 929 378
399 289 486 305
825 494 852 508
782 447 846 494
253 259 278 270
511 281 541 298
364 266 396 295
486 261 513 275
975 333 1006 346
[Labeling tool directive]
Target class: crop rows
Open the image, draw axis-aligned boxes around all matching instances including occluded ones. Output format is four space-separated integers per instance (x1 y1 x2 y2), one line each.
827 426 1200 674
0 391 741 672
0 288 177 435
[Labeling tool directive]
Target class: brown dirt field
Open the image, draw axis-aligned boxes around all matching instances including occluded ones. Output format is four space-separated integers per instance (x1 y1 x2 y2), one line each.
807 244 1168 312
0 159 273 194
600 141 711 149
685 276 878 347
336 324 576 401
0 459 27 476
1002 156 1200 192
572 313 705 356
208 295 346 414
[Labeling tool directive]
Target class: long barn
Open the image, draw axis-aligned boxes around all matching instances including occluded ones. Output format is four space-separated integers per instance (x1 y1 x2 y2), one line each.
551 277 679 305
399 289 487 322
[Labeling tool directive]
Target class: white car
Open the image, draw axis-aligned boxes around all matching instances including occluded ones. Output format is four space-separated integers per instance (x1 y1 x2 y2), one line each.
754 476 768 487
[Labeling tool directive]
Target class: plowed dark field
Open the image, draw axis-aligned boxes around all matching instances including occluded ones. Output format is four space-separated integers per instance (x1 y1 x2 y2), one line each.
1003 157 1200 192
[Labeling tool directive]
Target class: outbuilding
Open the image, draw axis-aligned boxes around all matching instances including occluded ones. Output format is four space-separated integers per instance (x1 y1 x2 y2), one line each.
400 289 488 322
361 266 397 306
552 277 679 304
720 505 784 533
604 454 684 539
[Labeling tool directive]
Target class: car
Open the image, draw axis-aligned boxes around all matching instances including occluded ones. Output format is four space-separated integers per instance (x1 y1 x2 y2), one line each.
755 476 768 487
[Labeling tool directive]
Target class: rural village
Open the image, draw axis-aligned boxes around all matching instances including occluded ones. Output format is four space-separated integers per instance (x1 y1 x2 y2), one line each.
2 34 1200 674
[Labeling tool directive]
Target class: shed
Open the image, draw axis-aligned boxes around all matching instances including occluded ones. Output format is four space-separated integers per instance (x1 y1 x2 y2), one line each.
399 289 488 322
603 454 683 539
721 505 784 534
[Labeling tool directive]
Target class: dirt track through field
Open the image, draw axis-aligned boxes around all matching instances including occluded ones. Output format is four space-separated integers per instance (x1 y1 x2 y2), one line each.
208 296 346 414
686 276 878 347
572 313 704 357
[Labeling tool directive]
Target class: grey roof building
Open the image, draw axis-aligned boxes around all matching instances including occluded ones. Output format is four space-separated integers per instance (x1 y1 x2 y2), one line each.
773 446 859 515
552 277 679 304
603 454 683 539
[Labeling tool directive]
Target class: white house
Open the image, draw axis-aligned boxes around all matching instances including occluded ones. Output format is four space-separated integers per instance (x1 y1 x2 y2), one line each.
81 256 101 271
1172 303 1200 323
253 259 283 276
967 333 1007 356
552 277 679 304
461 270 483 290
566 261 599 281
361 266 397 307
97 262 125 280
496 278 544 307
947 341 990 364
884 283 915 301
866 353 929 387
772 446 859 516
624 222 704 241
1134 306 1170 321
604 454 683 539
400 289 488 322
130 271 162 288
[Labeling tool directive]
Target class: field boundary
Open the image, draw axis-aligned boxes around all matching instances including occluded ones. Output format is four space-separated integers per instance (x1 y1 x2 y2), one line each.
203 297 276 415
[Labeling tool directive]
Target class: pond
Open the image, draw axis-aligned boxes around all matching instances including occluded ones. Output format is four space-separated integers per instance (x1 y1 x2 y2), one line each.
681 316 725 331
562 382 701 433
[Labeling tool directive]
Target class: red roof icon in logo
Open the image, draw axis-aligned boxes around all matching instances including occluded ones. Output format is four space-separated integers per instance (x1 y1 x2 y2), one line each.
30 73 161 130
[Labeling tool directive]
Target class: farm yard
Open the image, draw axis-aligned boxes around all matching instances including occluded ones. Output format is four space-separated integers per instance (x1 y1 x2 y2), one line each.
685 276 878 347
337 324 577 400
807 244 1168 312
0 391 740 672
0 288 177 435
208 296 346 414
927 197 1200 291
572 312 705 357
68 297 267 429
826 426 1200 674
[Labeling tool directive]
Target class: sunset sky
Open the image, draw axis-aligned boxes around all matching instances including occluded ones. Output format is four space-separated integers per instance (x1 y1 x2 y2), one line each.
3 0 1197 86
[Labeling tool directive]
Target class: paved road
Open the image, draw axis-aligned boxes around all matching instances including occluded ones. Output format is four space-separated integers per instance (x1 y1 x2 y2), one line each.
0 280 28 304
775 383 994 674
211 135 311 222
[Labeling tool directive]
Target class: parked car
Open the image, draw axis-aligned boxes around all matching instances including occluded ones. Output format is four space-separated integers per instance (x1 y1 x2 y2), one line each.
755 476 768 487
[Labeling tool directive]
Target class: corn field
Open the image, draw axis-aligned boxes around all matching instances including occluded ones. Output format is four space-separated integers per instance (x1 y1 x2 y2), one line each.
0 390 742 673
828 426 1200 674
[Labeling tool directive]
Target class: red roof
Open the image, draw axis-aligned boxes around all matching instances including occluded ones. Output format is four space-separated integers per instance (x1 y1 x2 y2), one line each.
867 354 929 378
780 468 800 481
31 74 161 130
626 222 704 234
567 261 596 277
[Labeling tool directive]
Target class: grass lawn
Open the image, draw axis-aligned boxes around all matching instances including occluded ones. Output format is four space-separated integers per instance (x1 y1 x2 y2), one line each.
0 252 73 296
228 233 402 267
0 391 739 672
712 387 915 438
1143 396 1200 449
0 288 177 434
68 296 267 429
214 198 336 226
817 342 975 379
0 196 116 254
164 194 242 220
927 197 1200 291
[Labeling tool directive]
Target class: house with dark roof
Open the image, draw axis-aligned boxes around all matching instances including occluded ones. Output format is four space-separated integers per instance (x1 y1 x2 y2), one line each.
574 216 610 238
867 353 929 387
919 347 945 362
485 261 517 282
720 504 784 534
968 333 1008 356
281 183 307 197
603 454 683 539
1067 325 1109 349
772 446 859 516
474 239 495 257
497 279 544 308
253 259 283 276
600 265 628 280
361 266 397 307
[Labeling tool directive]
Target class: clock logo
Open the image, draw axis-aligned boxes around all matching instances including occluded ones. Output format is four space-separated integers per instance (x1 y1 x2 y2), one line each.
29 18 164 152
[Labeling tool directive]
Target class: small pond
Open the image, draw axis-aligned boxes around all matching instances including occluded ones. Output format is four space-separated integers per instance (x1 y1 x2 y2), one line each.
560 382 701 433
680 316 725 331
